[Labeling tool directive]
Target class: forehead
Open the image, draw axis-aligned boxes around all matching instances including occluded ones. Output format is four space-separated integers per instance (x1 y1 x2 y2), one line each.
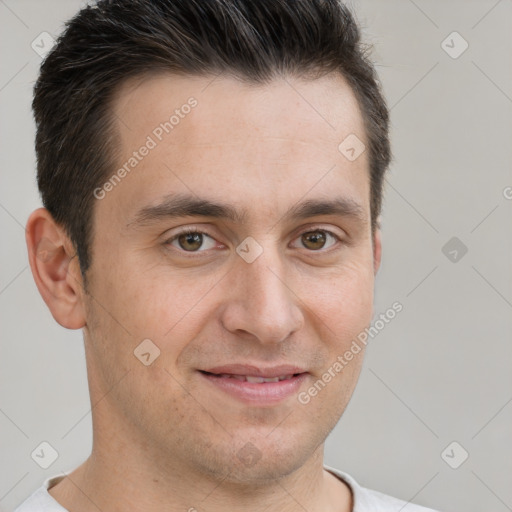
113 71 365 145
102 71 370 228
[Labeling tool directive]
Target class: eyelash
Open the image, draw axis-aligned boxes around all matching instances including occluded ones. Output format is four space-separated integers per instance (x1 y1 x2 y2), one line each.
164 226 344 256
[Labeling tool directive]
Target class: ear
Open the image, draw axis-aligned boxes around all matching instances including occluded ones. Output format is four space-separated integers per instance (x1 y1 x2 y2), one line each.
372 218 382 276
25 208 86 329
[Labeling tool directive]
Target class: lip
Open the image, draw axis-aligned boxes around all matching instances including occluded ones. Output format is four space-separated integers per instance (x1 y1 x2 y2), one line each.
198 364 309 405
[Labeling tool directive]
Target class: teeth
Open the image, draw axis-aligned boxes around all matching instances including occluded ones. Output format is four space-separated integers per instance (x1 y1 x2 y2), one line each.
214 373 295 383
246 375 279 383
218 373 245 381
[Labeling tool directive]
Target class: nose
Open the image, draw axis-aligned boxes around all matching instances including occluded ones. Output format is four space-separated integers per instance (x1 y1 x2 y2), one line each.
219 247 304 344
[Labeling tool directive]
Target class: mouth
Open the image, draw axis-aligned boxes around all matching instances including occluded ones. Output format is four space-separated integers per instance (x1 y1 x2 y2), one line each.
201 372 300 383
198 365 308 404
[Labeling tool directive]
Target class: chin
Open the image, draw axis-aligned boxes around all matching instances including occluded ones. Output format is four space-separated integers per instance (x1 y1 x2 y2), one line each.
225 454 306 486
194 430 320 486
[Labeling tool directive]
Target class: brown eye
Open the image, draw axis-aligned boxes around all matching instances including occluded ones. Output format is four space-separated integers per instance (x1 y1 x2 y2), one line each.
167 231 217 252
301 231 327 250
178 232 203 251
293 229 340 251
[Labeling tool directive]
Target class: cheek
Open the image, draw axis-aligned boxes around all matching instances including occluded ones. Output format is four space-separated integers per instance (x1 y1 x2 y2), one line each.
302 258 375 341
103 260 225 350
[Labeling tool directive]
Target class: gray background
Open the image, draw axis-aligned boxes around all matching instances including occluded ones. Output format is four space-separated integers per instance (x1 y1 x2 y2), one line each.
1 1 511 511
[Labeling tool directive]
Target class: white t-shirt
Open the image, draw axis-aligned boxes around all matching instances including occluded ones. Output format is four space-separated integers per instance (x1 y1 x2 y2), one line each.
13 465 440 512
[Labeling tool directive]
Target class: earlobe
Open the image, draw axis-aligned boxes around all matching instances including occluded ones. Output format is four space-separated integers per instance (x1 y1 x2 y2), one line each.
25 208 86 329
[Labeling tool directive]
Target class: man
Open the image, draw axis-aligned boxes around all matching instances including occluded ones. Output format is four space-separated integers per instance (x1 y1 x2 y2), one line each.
18 0 440 511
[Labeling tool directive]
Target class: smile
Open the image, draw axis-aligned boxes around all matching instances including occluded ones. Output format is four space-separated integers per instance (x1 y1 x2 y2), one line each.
198 366 309 404
206 373 296 383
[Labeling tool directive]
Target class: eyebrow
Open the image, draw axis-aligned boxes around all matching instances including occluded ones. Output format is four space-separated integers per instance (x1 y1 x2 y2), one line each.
126 193 367 230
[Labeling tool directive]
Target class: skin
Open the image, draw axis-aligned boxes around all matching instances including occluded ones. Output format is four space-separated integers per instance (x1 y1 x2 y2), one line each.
26 72 382 512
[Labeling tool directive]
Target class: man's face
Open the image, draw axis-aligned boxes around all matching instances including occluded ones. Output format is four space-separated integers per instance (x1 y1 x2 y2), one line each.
82 72 379 482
